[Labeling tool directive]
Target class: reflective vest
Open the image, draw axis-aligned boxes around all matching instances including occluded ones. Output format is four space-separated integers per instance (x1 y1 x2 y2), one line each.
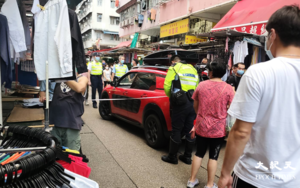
91 61 103 75
115 64 127 77
164 63 199 97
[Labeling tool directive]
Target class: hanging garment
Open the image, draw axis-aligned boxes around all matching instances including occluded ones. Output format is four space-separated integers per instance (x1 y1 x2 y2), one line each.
233 41 248 64
17 0 31 50
1 0 27 53
21 60 35 72
115 0 119 7
34 0 73 80
0 15 12 88
138 14 144 27
151 8 156 21
225 37 229 52
69 9 88 74
244 43 253 69
228 54 232 69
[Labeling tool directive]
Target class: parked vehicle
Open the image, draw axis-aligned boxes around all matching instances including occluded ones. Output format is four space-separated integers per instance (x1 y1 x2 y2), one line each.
99 65 171 148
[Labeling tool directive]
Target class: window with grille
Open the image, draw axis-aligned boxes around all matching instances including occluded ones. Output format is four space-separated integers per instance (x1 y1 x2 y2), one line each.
97 0 102 6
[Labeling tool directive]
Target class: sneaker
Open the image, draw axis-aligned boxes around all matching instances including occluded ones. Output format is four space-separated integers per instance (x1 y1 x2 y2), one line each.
204 183 218 188
187 179 199 188
93 103 97 109
85 101 89 106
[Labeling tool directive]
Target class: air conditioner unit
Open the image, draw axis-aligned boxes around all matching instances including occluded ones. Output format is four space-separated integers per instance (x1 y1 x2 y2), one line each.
125 19 129 25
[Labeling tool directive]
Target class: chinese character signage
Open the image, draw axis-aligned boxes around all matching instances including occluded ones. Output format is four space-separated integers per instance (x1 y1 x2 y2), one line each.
160 18 189 38
185 35 207 44
213 23 268 35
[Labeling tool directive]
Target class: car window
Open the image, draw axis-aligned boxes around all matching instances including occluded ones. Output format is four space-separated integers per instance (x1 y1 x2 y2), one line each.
131 73 156 90
117 72 137 88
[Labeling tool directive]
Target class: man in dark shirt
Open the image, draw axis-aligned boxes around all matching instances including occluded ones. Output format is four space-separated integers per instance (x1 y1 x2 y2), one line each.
226 63 245 91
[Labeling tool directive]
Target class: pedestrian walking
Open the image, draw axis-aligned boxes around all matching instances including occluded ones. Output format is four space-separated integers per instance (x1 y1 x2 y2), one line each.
111 55 128 82
218 5 300 188
187 58 234 188
88 52 103 109
226 63 245 91
161 56 199 165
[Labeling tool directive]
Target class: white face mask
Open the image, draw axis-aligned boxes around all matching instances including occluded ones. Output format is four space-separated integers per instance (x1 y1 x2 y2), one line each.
265 34 274 60
105 67 109 70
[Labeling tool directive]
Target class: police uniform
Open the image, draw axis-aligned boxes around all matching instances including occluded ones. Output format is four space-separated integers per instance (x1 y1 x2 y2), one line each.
88 59 103 108
162 62 199 165
113 63 128 82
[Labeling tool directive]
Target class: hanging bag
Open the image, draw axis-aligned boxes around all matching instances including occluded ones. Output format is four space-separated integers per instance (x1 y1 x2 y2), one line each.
171 64 188 106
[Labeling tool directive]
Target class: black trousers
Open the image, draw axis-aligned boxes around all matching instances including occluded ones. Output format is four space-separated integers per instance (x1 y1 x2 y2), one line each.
171 100 196 143
91 75 103 104
232 172 257 188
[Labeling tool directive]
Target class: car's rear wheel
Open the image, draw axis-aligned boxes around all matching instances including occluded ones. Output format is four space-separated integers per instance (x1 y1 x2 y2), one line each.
99 95 113 120
144 114 165 148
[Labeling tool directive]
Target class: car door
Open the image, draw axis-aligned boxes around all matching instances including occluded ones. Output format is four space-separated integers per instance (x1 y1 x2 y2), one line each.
110 72 137 116
124 72 157 123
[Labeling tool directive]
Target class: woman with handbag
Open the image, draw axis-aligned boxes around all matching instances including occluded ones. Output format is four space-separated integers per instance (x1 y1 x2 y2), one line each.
187 58 234 188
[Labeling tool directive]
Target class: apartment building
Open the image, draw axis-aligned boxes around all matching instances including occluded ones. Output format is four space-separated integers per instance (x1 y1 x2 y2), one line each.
76 0 121 50
117 0 238 47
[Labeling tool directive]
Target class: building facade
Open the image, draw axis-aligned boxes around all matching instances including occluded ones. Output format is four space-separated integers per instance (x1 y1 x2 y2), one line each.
116 0 238 47
76 0 121 51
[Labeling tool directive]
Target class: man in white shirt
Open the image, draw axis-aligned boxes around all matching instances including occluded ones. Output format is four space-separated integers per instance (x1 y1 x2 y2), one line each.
218 5 300 188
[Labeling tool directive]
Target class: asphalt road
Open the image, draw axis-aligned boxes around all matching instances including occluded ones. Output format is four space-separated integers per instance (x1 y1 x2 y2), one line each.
80 102 227 188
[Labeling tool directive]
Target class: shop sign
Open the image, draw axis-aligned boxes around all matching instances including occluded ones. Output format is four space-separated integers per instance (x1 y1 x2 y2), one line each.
213 23 268 35
185 35 207 44
160 18 189 38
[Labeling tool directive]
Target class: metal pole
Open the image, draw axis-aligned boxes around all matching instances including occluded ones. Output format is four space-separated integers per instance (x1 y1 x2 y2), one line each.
44 61 49 131
0 62 2 128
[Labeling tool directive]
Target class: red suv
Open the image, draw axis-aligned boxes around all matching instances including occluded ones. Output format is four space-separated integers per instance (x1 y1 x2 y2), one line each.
99 65 171 148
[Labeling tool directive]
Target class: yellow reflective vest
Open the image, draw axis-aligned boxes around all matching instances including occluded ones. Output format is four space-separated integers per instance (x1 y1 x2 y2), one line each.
164 62 199 98
90 61 103 75
115 64 128 77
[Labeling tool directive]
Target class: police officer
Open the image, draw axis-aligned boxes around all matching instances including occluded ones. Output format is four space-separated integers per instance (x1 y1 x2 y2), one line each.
111 55 128 82
162 56 199 165
88 52 103 109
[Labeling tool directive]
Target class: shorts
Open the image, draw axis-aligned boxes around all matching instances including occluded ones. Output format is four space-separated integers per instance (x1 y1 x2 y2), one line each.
232 172 257 188
51 127 81 151
195 135 224 160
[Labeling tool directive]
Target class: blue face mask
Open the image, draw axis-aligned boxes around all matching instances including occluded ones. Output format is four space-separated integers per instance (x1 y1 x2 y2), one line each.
237 70 244 75
265 34 274 60
121 60 124 64
102 62 105 65
95 57 100 61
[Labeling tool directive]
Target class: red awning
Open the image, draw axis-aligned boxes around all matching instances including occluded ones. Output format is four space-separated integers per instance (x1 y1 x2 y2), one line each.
94 48 118 53
212 0 299 35
115 40 132 48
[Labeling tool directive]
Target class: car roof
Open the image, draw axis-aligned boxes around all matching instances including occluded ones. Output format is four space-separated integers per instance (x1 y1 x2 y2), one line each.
130 65 169 75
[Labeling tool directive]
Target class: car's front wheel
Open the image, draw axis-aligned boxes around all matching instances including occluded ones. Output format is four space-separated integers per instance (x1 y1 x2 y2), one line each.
144 114 165 148
99 95 113 120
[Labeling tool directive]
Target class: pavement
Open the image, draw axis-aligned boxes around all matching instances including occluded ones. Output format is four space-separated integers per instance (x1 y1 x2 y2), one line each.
80 101 227 188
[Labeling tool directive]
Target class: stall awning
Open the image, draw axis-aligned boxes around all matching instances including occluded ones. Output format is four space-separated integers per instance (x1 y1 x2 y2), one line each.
103 31 119 35
212 0 298 35
115 40 132 48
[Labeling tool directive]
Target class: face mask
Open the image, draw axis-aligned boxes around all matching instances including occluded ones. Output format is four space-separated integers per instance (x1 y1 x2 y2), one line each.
131 62 133 66
106 67 109 70
103 62 105 65
121 60 124 64
95 57 100 61
237 70 244 75
265 34 274 60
